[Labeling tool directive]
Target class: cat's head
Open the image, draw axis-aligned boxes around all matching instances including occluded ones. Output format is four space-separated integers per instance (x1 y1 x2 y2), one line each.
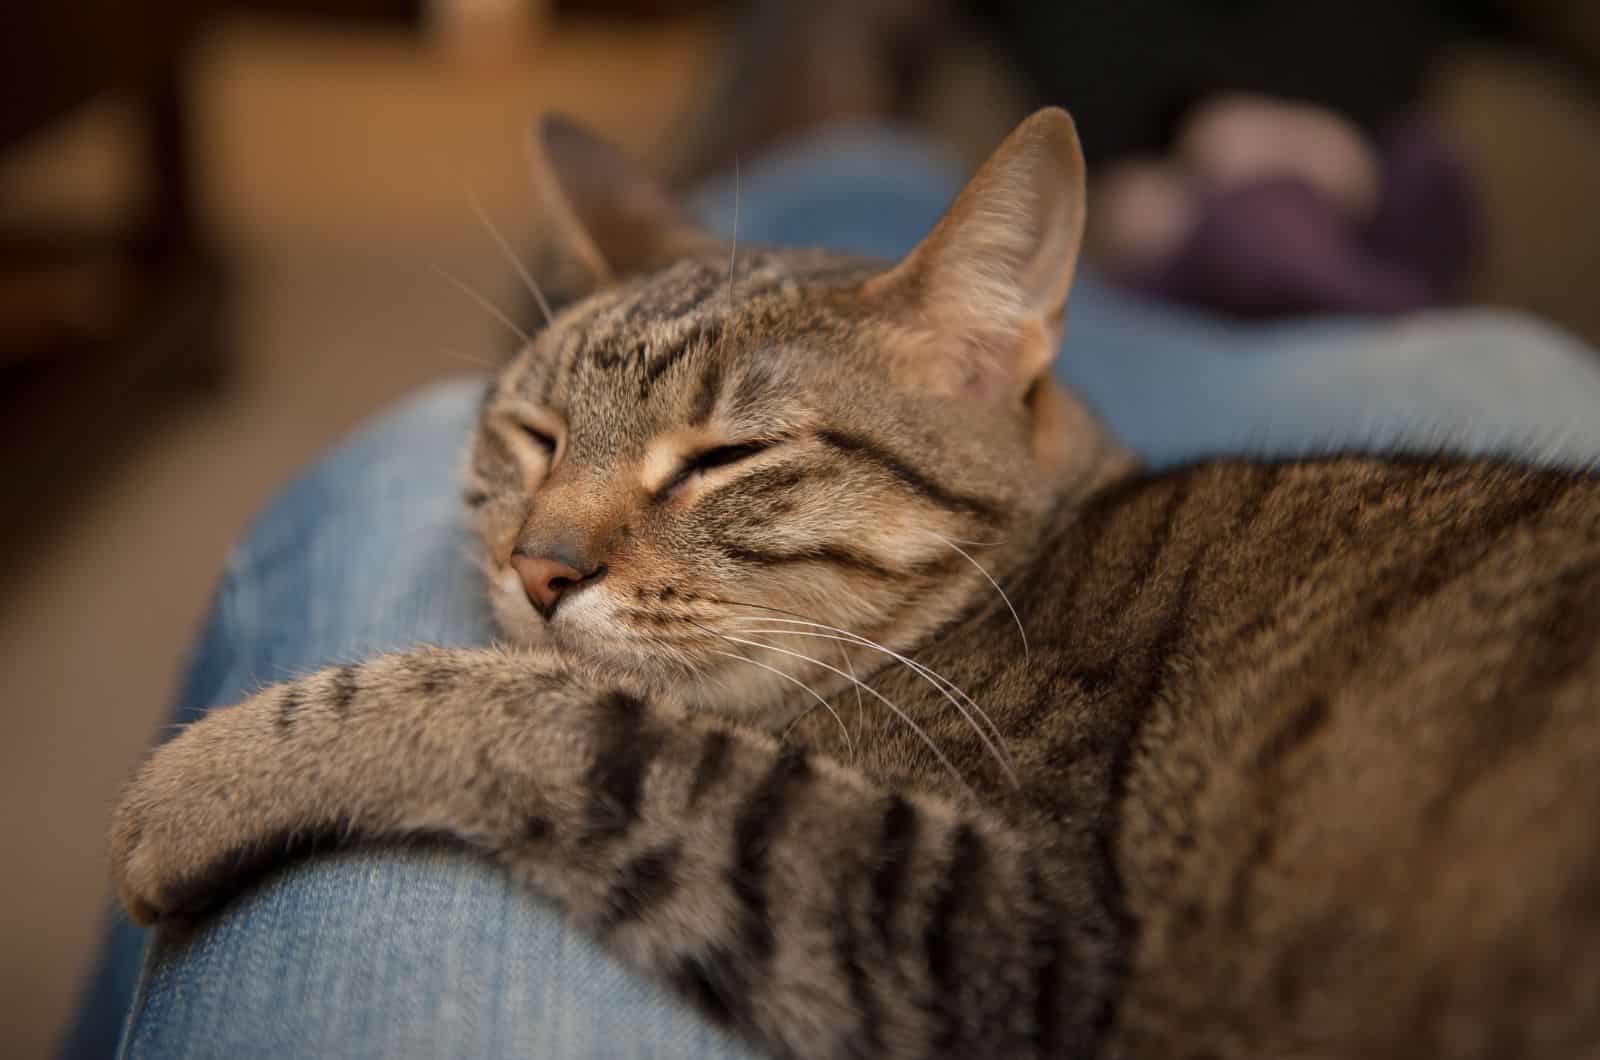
468 109 1121 713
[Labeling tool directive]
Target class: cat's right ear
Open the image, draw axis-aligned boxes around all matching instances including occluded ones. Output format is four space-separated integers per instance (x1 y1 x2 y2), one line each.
529 115 718 303
866 108 1087 401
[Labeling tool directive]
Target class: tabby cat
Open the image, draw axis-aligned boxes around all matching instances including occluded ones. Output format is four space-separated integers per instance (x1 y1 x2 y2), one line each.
112 109 1600 1059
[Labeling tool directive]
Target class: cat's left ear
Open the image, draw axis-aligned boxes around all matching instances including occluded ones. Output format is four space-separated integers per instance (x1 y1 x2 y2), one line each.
867 108 1087 398
529 115 718 303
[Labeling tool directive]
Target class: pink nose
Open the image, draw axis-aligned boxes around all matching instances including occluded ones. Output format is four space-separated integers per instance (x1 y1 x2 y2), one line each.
511 553 600 617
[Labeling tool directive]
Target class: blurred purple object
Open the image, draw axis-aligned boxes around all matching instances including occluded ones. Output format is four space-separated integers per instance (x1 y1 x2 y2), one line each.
1125 116 1478 318
1365 115 1478 302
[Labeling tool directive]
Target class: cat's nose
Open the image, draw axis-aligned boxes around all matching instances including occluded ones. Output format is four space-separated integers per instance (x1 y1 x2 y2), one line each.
510 551 606 618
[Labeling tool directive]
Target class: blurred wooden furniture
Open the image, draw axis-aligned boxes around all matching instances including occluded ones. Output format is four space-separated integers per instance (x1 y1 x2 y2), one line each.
1 0 229 556
0 0 430 554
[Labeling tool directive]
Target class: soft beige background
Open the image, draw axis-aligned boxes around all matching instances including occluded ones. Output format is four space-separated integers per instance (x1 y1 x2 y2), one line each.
2 15 1595 1057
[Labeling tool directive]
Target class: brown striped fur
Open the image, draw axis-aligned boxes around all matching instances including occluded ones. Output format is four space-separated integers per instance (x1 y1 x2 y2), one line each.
112 110 1600 1059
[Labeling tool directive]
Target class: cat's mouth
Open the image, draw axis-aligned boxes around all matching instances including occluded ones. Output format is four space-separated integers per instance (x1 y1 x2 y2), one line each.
490 567 684 673
487 557 894 717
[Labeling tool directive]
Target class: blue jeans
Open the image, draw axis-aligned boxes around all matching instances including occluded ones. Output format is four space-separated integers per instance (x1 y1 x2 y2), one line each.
66 125 1600 1059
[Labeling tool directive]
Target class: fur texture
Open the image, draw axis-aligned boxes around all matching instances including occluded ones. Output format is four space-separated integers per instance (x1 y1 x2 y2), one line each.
112 110 1600 1059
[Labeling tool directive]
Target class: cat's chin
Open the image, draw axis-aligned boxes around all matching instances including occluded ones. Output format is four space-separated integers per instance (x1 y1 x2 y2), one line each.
485 577 805 718
487 590 681 687
502 626 795 720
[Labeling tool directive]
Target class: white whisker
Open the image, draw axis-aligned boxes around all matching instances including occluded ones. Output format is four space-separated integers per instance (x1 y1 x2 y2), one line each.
837 636 866 748
694 595 862 739
441 346 497 370
463 182 554 327
706 600 1012 767
923 529 1029 657
712 156 742 370
433 263 535 348
726 156 740 309
712 631 971 795
728 622 1018 788
686 657 742 703
707 648 852 760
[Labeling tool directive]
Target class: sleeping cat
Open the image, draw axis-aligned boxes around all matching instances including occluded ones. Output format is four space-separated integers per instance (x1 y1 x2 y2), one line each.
111 109 1600 1059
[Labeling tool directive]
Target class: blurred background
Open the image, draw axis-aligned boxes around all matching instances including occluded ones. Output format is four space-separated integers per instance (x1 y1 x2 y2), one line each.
2 0 1597 1054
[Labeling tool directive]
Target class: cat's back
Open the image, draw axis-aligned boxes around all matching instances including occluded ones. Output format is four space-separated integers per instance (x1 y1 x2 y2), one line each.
1024 452 1600 689
1088 455 1600 1059
790 452 1600 1056
904 453 1600 790
853 453 1600 811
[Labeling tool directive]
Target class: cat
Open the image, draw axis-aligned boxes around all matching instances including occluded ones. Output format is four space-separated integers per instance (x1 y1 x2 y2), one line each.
111 109 1600 1059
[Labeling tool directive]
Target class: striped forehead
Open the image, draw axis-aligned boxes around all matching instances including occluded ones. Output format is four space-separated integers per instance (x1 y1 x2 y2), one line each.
523 260 726 404
524 319 727 467
505 252 883 438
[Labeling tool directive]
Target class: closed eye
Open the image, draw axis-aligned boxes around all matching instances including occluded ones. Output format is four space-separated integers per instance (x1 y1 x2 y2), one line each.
519 422 557 456
660 441 773 498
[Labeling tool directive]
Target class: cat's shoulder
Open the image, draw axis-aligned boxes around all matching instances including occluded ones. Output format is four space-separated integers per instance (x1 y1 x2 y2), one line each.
1065 450 1600 532
1107 450 1598 494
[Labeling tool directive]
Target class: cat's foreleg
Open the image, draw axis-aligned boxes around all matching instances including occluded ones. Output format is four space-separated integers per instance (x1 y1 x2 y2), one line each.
112 645 1105 1059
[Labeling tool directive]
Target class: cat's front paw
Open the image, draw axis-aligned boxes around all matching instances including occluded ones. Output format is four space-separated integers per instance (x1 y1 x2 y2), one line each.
109 704 305 926
110 737 242 925
110 794 180 927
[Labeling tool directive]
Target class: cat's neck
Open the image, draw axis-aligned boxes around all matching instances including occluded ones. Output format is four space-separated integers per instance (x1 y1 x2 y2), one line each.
920 401 1138 654
1031 374 1140 498
1011 377 1141 562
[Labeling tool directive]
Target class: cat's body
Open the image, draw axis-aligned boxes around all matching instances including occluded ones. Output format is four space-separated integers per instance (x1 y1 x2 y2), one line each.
113 111 1600 1059
830 454 1600 1058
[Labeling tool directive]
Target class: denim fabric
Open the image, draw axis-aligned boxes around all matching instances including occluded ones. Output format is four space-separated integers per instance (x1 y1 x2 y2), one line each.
63 123 1600 1059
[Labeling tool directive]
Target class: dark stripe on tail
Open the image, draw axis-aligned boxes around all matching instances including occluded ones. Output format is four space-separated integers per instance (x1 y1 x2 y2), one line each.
581 691 656 844
673 948 741 1027
925 824 985 1054
596 840 684 936
833 858 884 1057
870 795 920 947
674 719 811 1033
277 686 303 736
522 815 552 842
1025 862 1066 1056
729 746 811 962
330 665 359 718
688 729 733 808
417 659 458 696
